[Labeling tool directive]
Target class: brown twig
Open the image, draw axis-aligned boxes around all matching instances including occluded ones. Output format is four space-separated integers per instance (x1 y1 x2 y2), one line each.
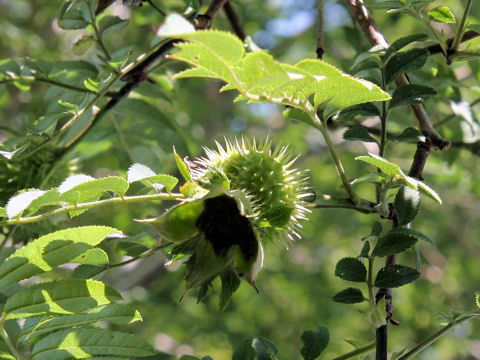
427 30 479 55
223 1 246 41
345 0 450 151
345 1 448 359
316 0 325 59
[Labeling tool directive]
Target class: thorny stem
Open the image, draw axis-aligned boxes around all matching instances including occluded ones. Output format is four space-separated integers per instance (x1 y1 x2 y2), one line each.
0 193 184 226
451 0 473 52
397 315 477 360
332 341 376 360
315 115 360 205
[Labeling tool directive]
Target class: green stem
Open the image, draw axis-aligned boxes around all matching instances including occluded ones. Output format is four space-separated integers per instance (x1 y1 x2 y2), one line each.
309 195 377 214
420 16 447 56
89 6 111 61
315 116 360 205
0 192 184 226
367 257 375 305
397 315 476 360
0 76 97 94
0 316 26 360
451 0 473 52
332 341 376 360
91 243 170 277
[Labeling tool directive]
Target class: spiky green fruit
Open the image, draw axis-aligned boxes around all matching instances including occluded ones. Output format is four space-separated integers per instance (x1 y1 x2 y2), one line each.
143 138 310 305
192 138 310 246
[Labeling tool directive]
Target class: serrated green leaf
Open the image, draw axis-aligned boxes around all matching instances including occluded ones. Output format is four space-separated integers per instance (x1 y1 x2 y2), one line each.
0 226 121 289
428 6 456 23
390 84 436 108
58 175 129 203
374 264 420 288
384 34 428 61
283 108 313 124
99 16 128 37
163 27 390 116
335 257 367 282
371 230 418 257
127 163 178 191
18 304 141 342
332 288 365 304
70 248 109 265
176 31 245 65
58 1 90 30
337 103 380 123
73 35 95 55
300 326 329 360
114 232 156 257
142 175 178 192
417 180 442 204
343 126 378 143
355 153 403 178
5 279 123 319
393 127 425 143
232 337 278 360
395 186 420 225
391 227 435 246
385 48 429 84
138 201 203 242
351 173 386 185
5 189 46 218
351 52 382 72
31 328 154 359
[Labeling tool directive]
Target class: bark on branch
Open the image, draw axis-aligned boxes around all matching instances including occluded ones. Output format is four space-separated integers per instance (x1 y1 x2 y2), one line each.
345 0 450 151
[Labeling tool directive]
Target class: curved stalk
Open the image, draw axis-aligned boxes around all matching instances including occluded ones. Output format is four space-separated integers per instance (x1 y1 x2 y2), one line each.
0 192 184 226
397 315 477 360
314 116 360 205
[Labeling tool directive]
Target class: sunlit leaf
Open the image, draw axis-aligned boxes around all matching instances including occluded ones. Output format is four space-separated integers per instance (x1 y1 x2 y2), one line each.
5 279 123 319
31 328 154 359
6 189 46 218
18 304 141 342
428 6 456 23
0 226 120 289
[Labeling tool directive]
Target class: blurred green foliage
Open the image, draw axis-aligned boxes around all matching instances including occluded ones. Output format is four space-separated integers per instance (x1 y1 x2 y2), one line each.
1 1 480 359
